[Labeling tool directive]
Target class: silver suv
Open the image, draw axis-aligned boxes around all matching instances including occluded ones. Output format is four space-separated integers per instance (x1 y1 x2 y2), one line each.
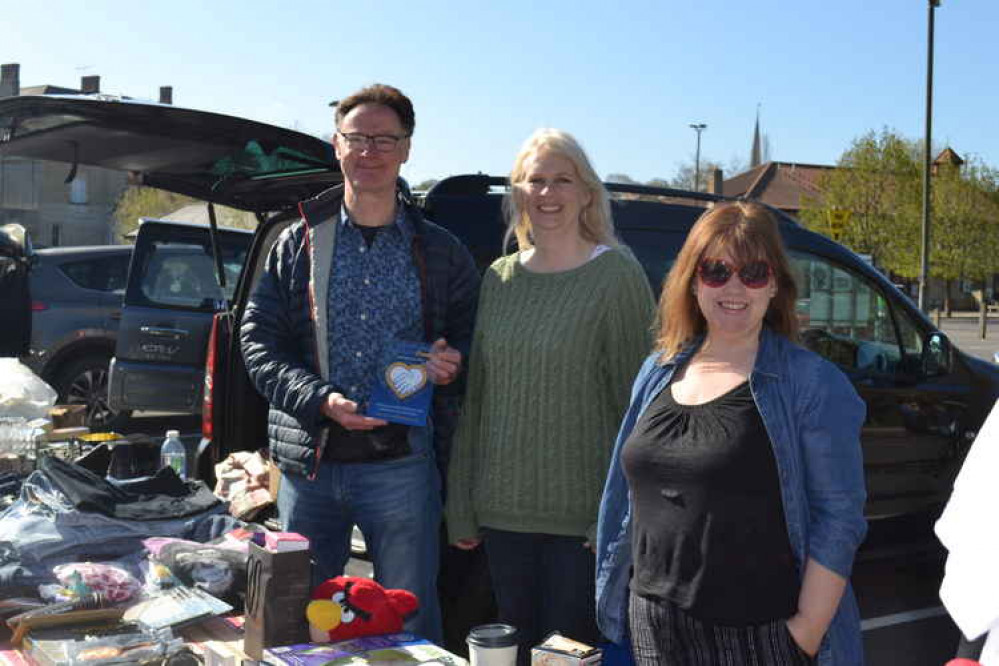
23 245 132 429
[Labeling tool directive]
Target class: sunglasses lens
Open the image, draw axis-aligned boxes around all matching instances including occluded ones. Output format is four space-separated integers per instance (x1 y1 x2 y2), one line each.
699 260 732 288
739 261 771 288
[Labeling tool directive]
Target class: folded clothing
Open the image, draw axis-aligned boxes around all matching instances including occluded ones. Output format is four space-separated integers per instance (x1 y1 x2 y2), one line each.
39 456 220 521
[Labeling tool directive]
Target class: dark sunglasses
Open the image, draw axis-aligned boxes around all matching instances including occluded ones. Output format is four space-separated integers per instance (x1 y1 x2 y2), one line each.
697 258 772 289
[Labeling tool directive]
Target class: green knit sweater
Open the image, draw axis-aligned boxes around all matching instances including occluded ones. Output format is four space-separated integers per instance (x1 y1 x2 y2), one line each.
446 248 655 543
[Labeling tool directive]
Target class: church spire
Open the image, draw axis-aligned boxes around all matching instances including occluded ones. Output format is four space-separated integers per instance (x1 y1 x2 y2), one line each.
750 104 762 168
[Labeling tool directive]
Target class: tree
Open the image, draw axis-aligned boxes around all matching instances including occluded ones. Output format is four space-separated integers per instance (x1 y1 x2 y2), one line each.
801 129 999 313
799 129 921 272
605 173 637 185
113 186 257 240
669 160 725 192
929 158 999 292
414 179 439 192
113 187 197 240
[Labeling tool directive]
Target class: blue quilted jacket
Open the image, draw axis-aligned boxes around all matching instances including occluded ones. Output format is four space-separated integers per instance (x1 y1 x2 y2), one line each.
239 185 479 478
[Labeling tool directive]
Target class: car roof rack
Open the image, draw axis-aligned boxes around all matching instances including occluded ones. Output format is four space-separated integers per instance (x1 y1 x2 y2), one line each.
427 173 728 204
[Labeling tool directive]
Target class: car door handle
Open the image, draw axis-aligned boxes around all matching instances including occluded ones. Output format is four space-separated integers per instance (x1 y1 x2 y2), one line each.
140 326 189 340
109 311 121 321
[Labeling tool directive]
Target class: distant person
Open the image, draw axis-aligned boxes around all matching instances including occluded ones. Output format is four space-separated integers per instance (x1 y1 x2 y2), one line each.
446 128 654 663
596 202 868 665
240 84 479 643
0 223 31 358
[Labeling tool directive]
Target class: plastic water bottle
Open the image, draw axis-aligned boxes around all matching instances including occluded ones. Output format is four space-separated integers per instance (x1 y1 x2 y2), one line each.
160 429 187 480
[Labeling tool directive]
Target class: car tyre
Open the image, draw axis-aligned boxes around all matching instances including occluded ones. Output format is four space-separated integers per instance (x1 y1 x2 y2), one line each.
54 354 131 432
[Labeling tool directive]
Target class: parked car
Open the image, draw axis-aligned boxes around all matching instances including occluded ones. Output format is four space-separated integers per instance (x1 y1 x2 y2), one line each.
106 219 252 415
22 244 132 429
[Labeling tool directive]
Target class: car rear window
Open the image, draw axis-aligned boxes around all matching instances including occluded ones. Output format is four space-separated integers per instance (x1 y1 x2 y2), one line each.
59 254 130 292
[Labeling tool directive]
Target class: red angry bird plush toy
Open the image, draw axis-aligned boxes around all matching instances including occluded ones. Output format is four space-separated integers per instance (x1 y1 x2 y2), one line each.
306 576 419 642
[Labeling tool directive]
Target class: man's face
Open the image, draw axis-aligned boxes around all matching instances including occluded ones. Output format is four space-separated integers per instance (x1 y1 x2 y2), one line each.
334 103 410 198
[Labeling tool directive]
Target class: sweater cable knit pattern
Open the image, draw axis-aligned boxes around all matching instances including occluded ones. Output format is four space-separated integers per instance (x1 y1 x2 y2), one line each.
446 248 654 543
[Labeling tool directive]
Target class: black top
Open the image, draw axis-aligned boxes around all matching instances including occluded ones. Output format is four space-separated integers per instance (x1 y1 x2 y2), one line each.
621 380 799 625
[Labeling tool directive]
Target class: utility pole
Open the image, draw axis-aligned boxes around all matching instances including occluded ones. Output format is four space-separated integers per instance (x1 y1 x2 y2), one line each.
689 123 707 192
918 0 941 313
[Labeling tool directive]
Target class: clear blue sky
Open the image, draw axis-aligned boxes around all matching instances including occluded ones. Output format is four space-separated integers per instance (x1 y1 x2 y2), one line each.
4 1 996 186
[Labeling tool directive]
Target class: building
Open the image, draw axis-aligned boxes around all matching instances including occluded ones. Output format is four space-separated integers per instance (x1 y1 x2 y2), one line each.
718 161 834 217
0 63 173 247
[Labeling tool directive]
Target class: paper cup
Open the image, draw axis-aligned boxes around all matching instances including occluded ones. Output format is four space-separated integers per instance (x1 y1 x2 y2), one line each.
467 623 519 666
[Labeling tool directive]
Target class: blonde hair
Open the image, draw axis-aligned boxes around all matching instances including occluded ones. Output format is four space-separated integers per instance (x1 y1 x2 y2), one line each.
654 201 799 357
502 128 617 251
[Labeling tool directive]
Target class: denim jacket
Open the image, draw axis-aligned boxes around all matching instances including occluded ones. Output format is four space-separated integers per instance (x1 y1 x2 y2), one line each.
595 327 867 666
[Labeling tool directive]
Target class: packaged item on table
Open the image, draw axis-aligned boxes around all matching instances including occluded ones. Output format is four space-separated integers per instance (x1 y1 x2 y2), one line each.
243 539 312 659
52 563 141 603
264 632 467 665
122 586 232 631
25 625 184 666
531 632 602 666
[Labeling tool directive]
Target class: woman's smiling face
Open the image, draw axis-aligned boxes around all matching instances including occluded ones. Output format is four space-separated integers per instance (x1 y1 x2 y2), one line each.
518 150 592 239
694 246 777 340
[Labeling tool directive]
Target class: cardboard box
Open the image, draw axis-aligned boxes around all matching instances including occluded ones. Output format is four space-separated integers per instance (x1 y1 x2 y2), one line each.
531 633 602 666
48 405 86 429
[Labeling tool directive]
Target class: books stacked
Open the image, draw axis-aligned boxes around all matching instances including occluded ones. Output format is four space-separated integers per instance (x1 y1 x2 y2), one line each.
264 632 467 665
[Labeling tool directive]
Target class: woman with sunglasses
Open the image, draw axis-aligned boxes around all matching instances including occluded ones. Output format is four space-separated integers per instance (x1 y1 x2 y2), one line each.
446 128 654 663
595 202 867 665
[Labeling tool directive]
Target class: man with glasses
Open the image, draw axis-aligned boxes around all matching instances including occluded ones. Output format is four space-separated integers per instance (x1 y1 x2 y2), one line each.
241 84 479 643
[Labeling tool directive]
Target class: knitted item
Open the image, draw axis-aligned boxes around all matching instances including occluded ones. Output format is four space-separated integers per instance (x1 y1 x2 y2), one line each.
446 249 654 542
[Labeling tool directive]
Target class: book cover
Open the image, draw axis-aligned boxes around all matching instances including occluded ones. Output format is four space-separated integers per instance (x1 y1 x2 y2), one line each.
366 341 434 427
263 632 466 665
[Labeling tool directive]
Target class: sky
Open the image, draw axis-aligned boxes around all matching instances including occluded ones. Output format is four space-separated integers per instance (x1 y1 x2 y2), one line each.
3 1 997 187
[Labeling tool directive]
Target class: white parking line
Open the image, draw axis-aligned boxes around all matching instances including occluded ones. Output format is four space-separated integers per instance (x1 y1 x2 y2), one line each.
861 606 949 632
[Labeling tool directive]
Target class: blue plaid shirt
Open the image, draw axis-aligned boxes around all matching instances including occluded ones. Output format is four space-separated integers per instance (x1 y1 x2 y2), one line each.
327 205 423 408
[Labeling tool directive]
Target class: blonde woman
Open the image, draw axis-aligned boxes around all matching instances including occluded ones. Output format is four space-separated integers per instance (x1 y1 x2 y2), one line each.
447 129 654 661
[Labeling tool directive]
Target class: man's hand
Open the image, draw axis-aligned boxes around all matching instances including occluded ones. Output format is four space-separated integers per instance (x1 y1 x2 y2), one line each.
321 393 387 430
426 337 462 386
454 538 482 551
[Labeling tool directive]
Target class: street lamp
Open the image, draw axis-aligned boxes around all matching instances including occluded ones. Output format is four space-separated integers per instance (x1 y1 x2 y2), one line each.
689 123 707 191
918 0 941 313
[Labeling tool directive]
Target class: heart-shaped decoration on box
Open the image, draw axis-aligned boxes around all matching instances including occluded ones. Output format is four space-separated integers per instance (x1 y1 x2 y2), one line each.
386 362 428 400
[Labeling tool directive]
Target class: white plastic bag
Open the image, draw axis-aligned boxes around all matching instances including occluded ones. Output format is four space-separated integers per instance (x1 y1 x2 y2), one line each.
0 358 58 419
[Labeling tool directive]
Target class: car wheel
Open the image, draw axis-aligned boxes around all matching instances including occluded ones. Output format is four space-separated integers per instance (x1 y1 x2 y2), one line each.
54 354 131 432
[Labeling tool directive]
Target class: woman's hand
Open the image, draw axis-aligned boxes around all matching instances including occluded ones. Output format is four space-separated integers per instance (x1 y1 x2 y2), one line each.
785 613 823 657
454 538 482 551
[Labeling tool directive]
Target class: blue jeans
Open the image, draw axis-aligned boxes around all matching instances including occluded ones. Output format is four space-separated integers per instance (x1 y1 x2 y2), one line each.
277 426 443 643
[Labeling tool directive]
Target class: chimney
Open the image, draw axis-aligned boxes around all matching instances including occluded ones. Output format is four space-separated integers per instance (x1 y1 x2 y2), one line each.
709 168 724 195
80 75 100 94
0 63 20 98
159 86 173 105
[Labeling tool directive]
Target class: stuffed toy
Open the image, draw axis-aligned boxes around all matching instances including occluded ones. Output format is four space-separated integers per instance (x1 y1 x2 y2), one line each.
306 576 418 642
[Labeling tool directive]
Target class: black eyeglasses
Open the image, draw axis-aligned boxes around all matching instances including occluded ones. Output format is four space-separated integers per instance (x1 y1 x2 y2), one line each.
697 257 772 289
337 131 408 153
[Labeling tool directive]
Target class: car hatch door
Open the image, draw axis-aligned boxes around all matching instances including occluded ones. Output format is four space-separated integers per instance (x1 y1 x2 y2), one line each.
110 220 250 413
